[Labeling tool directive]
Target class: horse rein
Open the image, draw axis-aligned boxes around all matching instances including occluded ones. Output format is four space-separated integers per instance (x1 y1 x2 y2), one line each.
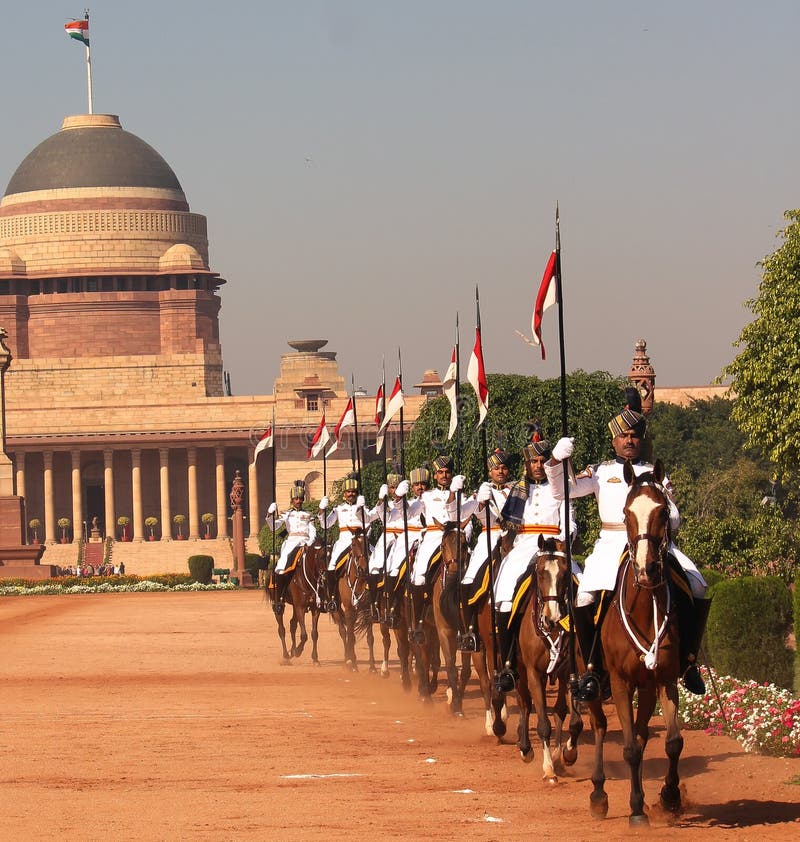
531 549 569 673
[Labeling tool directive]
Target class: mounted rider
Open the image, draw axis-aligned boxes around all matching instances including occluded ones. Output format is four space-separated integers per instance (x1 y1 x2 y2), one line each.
545 389 710 700
366 471 403 621
268 479 317 611
319 473 376 613
458 448 513 652
492 435 578 693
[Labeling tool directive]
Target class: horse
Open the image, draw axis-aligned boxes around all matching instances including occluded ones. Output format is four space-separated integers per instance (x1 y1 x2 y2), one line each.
512 536 583 783
585 459 683 825
266 540 326 664
330 529 376 672
430 520 473 716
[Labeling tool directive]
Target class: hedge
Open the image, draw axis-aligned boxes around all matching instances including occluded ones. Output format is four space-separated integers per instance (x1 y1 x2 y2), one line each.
188 555 214 584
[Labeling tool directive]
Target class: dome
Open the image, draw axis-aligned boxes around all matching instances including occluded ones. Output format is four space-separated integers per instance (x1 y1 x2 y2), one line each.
3 114 184 198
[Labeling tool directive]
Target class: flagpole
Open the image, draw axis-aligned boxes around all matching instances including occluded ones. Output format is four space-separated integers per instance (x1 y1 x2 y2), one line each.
551 205 578 699
455 314 461 474
397 349 415 640
271 408 277 567
84 11 93 114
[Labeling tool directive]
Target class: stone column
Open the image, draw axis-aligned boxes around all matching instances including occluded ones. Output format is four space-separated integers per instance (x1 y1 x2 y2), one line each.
214 446 228 539
187 447 200 540
159 448 171 541
132 448 144 542
14 450 25 500
247 446 260 540
43 451 55 544
229 469 251 586
71 450 83 544
103 449 115 541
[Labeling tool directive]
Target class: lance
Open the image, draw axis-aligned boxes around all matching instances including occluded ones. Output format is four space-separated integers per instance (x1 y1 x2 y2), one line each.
351 377 370 573
550 206 579 700
396 351 416 640
452 315 466 638
378 359 390 620
271 408 277 569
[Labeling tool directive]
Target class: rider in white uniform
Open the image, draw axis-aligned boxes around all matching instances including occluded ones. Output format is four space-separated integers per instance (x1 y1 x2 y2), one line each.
267 480 317 609
545 391 710 698
366 472 403 620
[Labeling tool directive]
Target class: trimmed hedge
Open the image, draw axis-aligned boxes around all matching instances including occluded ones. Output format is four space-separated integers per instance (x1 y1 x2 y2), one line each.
706 575 794 690
188 555 214 585
699 567 726 590
0 573 193 589
244 553 263 579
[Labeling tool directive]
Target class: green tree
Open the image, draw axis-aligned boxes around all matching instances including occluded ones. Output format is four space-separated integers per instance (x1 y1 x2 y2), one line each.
722 210 800 488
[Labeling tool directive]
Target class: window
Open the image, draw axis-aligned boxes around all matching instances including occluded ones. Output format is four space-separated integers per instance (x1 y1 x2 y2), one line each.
306 394 319 412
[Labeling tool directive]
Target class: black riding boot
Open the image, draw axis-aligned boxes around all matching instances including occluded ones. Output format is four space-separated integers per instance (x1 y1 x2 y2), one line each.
272 571 290 615
383 575 398 627
494 610 517 694
679 596 712 695
409 584 428 645
457 583 481 653
367 573 382 622
325 570 339 613
572 603 609 703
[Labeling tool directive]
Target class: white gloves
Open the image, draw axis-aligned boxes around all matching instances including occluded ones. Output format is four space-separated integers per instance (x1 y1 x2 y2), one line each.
451 474 465 492
319 495 329 511
476 481 492 503
395 480 410 497
378 484 389 500
356 495 365 509
267 502 277 515
552 437 574 462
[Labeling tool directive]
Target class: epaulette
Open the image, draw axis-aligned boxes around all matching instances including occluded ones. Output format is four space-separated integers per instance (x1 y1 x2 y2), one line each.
576 463 600 479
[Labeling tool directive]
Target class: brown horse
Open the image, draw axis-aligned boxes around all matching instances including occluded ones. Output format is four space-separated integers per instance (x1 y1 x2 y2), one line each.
431 520 472 716
513 536 583 782
266 540 326 664
585 460 683 826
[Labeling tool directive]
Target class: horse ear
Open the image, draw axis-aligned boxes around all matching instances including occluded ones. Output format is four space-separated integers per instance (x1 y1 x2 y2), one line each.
623 459 635 485
538 533 546 550
653 459 665 483
432 516 443 529
460 516 472 531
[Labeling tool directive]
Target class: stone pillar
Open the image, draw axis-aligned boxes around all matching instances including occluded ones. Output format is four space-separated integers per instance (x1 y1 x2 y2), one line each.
247 446 260 541
132 448 144 542
229 469 251 586
159 448 171 541
629 339 656 416
43 451 55 544
187 447 200 540
214 446 228 539
71 450 82 544
103 449 115 541
14 450 25 500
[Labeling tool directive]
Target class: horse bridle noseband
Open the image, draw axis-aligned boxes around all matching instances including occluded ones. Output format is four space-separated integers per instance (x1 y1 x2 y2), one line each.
626 481 670 591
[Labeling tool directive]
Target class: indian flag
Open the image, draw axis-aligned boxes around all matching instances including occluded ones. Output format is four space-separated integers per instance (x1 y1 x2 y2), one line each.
65 18 90 46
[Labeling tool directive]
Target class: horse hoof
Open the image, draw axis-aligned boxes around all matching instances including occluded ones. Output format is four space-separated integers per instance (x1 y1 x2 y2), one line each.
492 720 507 738
519 747 533 764
544 775 558 785
369 666 378 674
660 786 682 813
381 668 390 679
629 814 649 827
418 694 432 705
445 687 453 705
589 793 609 819
562 745 578 766
453 710 465 719
312 660 321 668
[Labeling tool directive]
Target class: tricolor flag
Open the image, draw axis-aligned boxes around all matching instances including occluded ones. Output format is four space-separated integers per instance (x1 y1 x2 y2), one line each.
442 347 458 440
251 424 274 466
307 415 331 459
532 250 558 360
65 17 90 46
467 320 488 427
374 384 386 454
327 398 355 457
378 377 404 434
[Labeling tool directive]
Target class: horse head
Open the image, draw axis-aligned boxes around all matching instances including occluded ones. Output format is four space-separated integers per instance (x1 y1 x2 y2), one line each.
534 534 569 634
622 459 670 587
436 518 470 571
348 528 370 572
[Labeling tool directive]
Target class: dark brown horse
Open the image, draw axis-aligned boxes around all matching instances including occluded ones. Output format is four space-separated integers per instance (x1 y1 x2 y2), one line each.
586 460 683 826
266 540 326 664
513 536 583 782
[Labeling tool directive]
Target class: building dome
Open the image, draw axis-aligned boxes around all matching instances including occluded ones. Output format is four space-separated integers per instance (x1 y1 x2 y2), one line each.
4 115 185 198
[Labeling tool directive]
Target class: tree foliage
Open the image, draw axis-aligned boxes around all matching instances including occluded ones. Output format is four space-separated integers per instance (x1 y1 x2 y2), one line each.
722 209 800 487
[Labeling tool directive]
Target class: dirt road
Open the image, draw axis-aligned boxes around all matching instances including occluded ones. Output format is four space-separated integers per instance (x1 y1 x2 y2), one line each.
0 591 798 841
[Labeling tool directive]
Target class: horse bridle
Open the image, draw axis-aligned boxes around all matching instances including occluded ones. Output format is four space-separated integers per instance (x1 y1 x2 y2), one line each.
533 549 568 637
626 480 670 591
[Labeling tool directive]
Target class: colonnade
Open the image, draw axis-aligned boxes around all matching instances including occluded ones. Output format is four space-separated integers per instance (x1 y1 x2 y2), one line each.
12 444 263 544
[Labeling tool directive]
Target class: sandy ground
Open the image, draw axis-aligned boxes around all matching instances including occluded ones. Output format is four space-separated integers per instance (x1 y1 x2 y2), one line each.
0 591 798 842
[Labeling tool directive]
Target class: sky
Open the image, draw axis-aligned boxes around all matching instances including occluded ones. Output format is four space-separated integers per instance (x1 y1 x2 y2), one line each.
2 2 798 396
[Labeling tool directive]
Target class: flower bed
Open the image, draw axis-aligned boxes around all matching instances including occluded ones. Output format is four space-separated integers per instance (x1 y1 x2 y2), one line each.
0 574 236 596
679 666 800 757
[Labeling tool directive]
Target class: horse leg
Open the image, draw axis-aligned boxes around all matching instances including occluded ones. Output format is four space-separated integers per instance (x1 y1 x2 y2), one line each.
310 609 321 666
618 679 649 826
380 624 391 678
516 665 533 762
345 609 358 671
366 615 377 673
658 682 684 814
587 698 608 819
414 639 432 702
275 610 291 663
292 604 308 658
471 648 494 737
426 621 441 695
532 673 557 783
442 634 463 716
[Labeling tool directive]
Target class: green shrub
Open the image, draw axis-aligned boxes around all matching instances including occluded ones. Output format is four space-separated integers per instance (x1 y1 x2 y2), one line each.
244 553 263 578
699 567 726 590
705 576 794 689
794 570 800 656
188 555 214 584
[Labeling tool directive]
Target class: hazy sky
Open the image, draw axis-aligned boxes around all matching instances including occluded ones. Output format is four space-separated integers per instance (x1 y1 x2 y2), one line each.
3 2 798 396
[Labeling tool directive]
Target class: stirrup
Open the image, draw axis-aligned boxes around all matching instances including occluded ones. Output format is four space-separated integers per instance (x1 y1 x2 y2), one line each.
410 625 426 646
571 671 601 703
494 667 517 694
384 611 398 629
457 630 480 653
326 599 338 613
681 664 706 695
272 600 285 616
